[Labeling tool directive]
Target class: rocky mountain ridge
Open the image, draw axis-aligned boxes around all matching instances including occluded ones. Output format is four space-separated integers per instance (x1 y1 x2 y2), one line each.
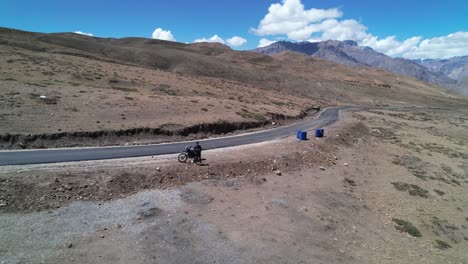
254 40 467 95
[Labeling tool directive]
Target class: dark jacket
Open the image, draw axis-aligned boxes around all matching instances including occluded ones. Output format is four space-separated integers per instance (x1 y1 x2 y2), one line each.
194 144 202 154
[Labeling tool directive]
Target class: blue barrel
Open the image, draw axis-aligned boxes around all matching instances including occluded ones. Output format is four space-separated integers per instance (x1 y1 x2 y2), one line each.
315 128 324 138
299 131 307 140
297 130 302 139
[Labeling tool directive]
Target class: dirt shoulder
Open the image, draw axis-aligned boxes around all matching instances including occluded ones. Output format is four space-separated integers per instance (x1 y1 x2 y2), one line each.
1 108 467 263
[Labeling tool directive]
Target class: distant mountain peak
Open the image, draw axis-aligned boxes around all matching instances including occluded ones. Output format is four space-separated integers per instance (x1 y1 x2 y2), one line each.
254 39 463 94
320 39 358 47
343 40 358 47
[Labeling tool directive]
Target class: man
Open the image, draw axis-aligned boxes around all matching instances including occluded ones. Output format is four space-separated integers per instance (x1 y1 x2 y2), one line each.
193 141 202 163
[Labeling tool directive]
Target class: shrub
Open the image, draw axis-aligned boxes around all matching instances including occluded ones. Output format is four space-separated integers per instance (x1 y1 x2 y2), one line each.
434 240 451 250
392 218 422 237
391 182 428 198
392 182 410 191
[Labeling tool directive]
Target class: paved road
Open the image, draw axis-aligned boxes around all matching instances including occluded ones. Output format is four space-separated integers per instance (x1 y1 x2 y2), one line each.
0 107 343 166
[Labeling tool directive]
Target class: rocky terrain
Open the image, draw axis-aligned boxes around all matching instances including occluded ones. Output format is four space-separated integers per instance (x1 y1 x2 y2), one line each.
1 107 467 263
415 56 468 95
1 27 468 264
254 40 467 95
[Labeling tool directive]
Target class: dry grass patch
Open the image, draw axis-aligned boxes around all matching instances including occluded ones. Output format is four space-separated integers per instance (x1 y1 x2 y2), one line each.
435 240 451 250
391 182 429 198
392 218 422 237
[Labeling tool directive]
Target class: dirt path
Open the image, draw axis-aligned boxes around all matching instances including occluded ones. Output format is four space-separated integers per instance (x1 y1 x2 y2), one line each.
1 109 467 263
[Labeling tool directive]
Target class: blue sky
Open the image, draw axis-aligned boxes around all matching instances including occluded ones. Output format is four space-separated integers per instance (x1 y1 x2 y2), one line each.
1 0 467 59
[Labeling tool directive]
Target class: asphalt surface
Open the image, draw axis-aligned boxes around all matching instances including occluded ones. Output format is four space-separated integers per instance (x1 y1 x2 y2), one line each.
0 107 342 166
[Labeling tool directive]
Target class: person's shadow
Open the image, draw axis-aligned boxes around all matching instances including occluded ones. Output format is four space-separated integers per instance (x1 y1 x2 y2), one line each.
196 158 209 166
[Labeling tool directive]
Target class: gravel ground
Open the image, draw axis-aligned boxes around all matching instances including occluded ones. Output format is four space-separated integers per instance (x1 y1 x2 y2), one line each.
1 109 467 264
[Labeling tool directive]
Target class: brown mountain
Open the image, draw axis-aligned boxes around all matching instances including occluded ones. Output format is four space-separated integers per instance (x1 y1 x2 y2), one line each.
0 27 465 141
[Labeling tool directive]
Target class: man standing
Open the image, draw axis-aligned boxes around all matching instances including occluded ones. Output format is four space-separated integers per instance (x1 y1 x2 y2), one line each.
193 141 202 163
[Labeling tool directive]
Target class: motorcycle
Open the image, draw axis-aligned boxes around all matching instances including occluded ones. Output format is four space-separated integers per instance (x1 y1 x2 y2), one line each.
177 150 200 163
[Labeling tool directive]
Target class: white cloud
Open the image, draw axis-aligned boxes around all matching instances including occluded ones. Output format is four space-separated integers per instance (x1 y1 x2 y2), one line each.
251 0 341 39
194 34 225 44
74 31 93 37
151 28 176 41
319 19 370 42
253 0 468 59
193 35 226 44
400 32 468 59
258 38 276 48
226 36 247 47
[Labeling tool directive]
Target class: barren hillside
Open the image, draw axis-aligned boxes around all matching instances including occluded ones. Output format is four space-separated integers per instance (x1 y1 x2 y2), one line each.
0 27 466 148
1 28 468 264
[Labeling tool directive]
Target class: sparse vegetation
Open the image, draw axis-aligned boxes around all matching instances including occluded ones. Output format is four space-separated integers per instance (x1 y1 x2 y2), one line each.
272 100 285 106
444 224 459 230
344 178 356 186
430 216 462 245
153 84 177 96
450 179 461 185
392 218 422 237
391 182 429 198
26 82 47 87
391 155 428 180
111 86 138 92
35 96 59 105
434 240 451 250
236 109 267 122
391 182 410 191
158 84 171 90
64 107 79 112
441 164 452 173
407 184 429 197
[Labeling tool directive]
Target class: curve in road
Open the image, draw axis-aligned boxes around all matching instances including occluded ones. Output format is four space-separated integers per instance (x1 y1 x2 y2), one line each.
0 107 343 166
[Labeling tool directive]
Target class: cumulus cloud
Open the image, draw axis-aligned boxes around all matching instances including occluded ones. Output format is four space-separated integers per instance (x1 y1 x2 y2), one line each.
400 32 468 59
258 38 276 48
253 0 468 59
226 36 247 47
194 35 248 48
74 31 93 36
251 0 341 40
194 34 226 44
152 28 176 41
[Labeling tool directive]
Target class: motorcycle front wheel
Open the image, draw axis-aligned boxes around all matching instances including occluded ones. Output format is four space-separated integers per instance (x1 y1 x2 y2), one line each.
178 153 188 163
